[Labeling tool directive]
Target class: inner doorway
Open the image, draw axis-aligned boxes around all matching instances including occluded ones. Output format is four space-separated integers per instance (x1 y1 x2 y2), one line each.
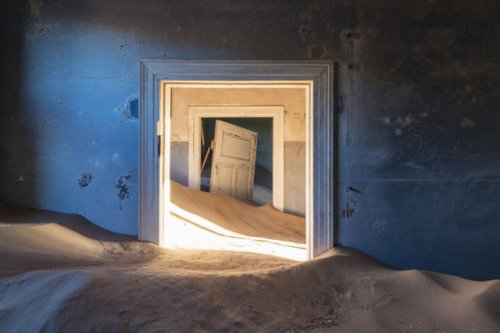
200 118 272 206
188 105 285 211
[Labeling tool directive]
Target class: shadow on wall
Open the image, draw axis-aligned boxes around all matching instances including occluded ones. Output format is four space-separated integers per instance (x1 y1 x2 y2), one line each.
1 2 36 207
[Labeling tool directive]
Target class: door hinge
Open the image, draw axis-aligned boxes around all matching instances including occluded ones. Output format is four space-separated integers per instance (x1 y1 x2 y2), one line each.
157 120 162 156
157 136 161 156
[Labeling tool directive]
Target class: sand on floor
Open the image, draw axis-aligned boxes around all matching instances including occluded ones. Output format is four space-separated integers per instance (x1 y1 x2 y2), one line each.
0 200 499 332
168 181 306 260
170 181 305 244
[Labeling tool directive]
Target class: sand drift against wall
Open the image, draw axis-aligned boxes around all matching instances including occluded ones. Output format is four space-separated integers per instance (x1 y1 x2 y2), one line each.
168 181 306 260
0 202 499 332
170 181 305 243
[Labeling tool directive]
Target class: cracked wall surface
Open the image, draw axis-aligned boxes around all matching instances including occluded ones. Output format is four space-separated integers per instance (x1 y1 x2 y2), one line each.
1 0 499 276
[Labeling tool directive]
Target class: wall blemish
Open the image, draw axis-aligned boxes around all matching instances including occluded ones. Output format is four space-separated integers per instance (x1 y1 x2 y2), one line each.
28 0 41 16
78 172 94 188
16 175 25 185
116 171 136 210
347 186 361 194
114 96 139 120
461 118 475 129
309 40 325 60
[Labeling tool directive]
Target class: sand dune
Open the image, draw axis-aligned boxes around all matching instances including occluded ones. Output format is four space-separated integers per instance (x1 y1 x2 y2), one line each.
0 201 160 278
170 181 305 244
0 202 499 332
168 181 306 260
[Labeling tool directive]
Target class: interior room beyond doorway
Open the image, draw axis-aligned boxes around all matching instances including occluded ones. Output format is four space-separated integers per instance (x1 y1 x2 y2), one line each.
163 81 313 260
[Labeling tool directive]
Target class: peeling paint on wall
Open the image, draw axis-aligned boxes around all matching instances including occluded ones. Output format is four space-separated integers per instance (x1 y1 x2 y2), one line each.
115 96 139 120
309 41 325 59
342 187 360 219
28 0 41 16
78 172 94 188
116 171 136 210
347 186 361 194
112 153 121 164
116 175 131 201
16 175 25 186
341 201 356 219
373 220 387 232
461 118 475 129
399 115 414 127
36 22 45 36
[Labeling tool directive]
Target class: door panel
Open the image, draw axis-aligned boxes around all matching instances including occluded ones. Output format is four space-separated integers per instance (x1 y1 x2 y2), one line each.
217 164 234 196
235 166 250 199
210 120 257 201
221 133 252 160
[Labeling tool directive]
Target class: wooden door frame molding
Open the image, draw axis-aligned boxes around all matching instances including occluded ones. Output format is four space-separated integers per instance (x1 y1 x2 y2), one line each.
139 60 334 259
187 105 285 212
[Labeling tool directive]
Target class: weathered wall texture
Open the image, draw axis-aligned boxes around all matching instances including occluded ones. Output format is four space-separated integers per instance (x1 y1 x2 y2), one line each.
169 86 306 216
1 0 499 276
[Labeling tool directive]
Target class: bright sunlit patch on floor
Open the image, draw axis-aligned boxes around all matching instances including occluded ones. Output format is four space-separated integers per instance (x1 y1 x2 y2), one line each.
166 203 307 261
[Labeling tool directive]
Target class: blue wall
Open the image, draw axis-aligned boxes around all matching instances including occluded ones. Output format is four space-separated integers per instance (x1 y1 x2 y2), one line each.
1 0 499 277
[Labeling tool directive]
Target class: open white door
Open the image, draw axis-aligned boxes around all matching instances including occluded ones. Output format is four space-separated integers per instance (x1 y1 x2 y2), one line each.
209 120 258 201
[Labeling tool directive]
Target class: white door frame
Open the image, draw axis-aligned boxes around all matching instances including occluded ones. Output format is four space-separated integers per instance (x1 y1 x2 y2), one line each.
188 105 285 212
139 61 334 260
